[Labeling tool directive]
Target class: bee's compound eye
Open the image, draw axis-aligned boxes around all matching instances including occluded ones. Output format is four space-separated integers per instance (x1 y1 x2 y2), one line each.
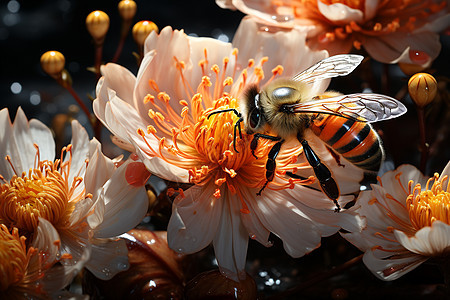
249 108 261 130
272 87 296 100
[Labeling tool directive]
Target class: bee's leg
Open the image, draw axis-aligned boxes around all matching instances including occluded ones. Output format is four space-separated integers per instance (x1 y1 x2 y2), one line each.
300 139 341 212
251 133 281 159
257 139 284 196
233 117 243 153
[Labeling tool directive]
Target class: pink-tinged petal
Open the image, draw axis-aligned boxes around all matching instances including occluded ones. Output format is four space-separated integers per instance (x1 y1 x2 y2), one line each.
250 189 321 257
188 36 234 89
137 27 191 108
318 1 364 23
167 183 223 254
364 31 441 66
140 155 190 183
395 221 450 256
29 119 55 162
362 248 427 281
217 0 295 29
108 92 156 146
232 17 328 87
212 191 249 281
93 159 148 238
100 63 136 104
85 238 129 280
363 0 380 21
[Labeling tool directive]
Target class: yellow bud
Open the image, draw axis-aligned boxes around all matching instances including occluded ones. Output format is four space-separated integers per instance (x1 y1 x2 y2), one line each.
40 51 65 76
132 21 158 46
408 73 437 108
118 0 137 21
86 10 110 41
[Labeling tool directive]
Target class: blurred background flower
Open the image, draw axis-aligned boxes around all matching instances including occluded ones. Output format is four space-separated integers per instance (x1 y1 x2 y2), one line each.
217 0 449 66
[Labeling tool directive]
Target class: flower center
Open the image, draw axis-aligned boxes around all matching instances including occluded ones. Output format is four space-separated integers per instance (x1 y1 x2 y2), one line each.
136 49 312 208
0 145 83 234
407 173 450 230
0 225 31 292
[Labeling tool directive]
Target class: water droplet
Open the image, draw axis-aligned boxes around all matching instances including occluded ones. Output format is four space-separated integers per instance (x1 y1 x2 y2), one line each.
271 14 294 23
409 50 430 65
130 153 139 161
250 234 256 240
117 262 129 270
102 267 111 277
177 247 184 253
125 162 151 187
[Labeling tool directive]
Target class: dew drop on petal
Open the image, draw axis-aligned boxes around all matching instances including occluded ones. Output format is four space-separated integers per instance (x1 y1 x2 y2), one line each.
125 162 151 187
130 153 139 161
409 50 430 65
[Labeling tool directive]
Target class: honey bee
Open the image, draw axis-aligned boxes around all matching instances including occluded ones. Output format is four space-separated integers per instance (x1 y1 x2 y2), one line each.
209 55 407 212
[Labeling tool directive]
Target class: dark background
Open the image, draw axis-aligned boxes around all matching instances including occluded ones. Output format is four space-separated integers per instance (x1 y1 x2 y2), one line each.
0 0 244 133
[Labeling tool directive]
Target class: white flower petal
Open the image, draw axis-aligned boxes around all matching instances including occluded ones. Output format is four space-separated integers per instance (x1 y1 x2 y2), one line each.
238 186 271 246
167 183 223 254
84 141 115 199
362 248 427 281
364 31 441 66
395 221 450 256
0 108 17 179
67 120 90 186
250 189 321 257
32 218 60 267
212 191 249 281
85 238 129 280
12 108 36 171
93 159 148 238
29 119 55 162
318 1 364 23
44 246 91 296
100 63 137 103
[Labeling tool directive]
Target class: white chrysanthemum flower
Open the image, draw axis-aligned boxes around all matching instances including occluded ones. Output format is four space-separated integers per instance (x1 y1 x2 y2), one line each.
0 107 148 280
343 161 450 280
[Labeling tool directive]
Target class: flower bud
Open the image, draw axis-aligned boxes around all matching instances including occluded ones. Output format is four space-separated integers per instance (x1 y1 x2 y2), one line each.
86 10 110 42
132 21 158 47
118 0 137 21
408 73 437 108
40 51 65 77
185 269 257 300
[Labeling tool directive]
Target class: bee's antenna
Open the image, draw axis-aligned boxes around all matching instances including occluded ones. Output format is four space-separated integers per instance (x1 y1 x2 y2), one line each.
207 108 243 153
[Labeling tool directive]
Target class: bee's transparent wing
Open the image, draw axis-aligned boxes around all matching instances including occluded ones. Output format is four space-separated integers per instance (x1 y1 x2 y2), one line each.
289 93 407 122
292 54 364 83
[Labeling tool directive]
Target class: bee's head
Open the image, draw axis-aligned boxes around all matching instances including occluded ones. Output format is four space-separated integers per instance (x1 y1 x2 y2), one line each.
241 85 265 134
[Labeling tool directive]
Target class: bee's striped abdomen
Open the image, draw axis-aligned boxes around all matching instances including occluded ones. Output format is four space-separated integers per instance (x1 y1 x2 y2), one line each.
310 115 383 172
